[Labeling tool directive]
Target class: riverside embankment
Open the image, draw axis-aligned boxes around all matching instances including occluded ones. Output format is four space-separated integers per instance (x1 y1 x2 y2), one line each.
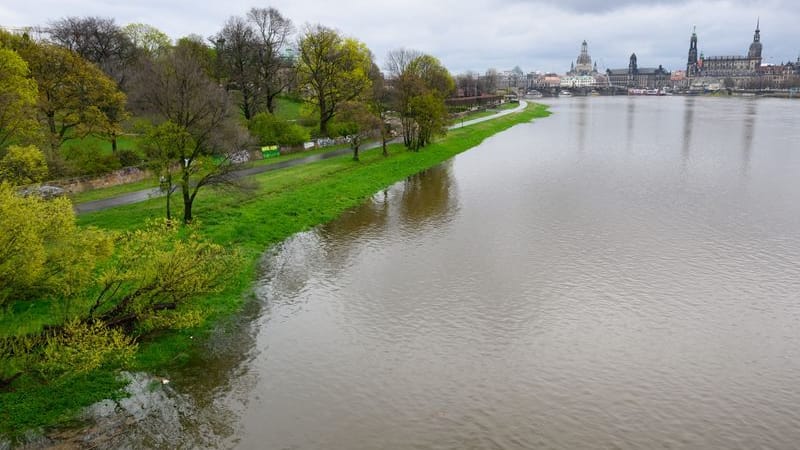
0 102 550 442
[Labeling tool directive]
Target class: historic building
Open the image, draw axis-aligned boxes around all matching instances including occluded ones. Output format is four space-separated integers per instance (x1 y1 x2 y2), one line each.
687 21 762 78
568 41 599 76
606 53 670 88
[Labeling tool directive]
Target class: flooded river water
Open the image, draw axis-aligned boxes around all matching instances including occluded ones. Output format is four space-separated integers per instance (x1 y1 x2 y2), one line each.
83 97 800 449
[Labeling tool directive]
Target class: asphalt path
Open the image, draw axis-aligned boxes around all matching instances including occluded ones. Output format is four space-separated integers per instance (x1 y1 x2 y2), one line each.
75 101 528 214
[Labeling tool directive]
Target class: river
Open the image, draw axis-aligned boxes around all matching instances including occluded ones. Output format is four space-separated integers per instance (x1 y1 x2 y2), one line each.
79 96 800 449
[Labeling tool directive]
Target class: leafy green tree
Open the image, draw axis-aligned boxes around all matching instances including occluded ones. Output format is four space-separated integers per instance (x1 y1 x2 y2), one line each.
0 145 48 185
408 93 448 150
386 49 454 150
333 101 382 161
0 48 40 151
15 42 128 169
141 121 194 221
297 25 374 137
122 23 171 57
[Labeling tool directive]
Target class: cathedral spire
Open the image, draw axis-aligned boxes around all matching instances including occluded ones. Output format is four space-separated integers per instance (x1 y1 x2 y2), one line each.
687 25 699 76
754 17 761 42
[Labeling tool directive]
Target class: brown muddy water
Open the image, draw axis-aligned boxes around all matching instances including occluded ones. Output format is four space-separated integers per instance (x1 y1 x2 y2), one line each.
38 97 800 449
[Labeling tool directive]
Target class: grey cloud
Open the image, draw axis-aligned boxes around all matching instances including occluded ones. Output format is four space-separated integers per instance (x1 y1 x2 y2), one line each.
2 0 798 75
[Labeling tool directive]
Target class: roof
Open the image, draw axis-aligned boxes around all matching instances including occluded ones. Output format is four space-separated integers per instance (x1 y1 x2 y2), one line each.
607 68 669 75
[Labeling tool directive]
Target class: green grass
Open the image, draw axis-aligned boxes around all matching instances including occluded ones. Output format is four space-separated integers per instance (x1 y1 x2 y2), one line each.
60 135 141 156
0 103 550 439
273 96 306 121
69 142 359 205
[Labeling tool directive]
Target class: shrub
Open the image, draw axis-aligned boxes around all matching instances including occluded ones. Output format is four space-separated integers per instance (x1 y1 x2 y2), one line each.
116 148 143 168
38 320 136 379
63 143 120 176
0 145 48 185
248 112 310 147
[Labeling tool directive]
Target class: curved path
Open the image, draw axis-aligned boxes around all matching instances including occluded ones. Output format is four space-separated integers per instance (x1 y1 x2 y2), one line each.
75 101 528 214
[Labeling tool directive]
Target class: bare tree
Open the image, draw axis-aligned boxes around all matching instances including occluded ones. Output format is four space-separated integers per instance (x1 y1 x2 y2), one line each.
215 16 259 120
248 7 294 114
483 68 498 94
48 16 134 87
131 41 249 223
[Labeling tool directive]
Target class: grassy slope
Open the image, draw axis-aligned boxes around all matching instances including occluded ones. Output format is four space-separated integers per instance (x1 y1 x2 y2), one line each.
0 103 550 438
60 135 141 156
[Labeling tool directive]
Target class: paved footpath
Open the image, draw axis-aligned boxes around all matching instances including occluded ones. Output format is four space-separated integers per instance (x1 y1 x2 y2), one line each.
75 101 528 214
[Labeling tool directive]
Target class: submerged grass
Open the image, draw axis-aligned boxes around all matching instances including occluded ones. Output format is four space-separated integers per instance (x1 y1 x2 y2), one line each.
0 103 550 439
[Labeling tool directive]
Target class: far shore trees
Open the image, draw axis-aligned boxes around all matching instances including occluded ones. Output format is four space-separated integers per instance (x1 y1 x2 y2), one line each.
297 25 374 137
131 39 250 224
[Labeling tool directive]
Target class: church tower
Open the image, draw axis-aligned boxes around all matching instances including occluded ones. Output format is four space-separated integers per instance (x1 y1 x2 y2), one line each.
687 26 698 76
628 53 638 87
748 18 763 69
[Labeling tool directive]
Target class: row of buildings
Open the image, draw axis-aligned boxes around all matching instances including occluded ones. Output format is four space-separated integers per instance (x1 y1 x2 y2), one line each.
527 41 672 91
524 22 799 92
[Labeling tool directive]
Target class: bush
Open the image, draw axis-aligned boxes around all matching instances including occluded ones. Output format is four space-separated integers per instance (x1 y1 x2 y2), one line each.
38 320 137 379
116 148 143 168
248 112 310 147
0 145 48 185
63 143 120 176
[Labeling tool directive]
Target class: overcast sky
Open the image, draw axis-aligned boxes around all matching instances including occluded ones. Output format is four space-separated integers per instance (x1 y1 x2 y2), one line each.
2 0 798 74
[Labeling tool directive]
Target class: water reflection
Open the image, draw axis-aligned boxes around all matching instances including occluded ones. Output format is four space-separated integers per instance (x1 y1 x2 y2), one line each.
576 98 588 153
397 162 458 230
626 97 636 151
681 96 695 170
740 100 757 176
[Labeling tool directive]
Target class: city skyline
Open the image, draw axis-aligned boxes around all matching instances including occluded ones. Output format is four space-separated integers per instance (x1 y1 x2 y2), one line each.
2 0 799 74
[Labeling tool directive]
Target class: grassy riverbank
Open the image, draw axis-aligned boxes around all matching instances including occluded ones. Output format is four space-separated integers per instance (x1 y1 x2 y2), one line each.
0 103 550 439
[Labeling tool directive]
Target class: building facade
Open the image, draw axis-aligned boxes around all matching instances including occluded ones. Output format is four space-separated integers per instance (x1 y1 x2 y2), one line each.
568 41 599 76
687 21 762 78
606 53 670 88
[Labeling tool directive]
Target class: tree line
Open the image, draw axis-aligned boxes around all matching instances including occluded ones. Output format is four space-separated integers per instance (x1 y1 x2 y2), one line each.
1 9 457 223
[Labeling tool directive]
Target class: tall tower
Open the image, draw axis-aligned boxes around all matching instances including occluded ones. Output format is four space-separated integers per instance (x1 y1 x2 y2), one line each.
687 26 698 76
748 18 763 70
628 53 638 87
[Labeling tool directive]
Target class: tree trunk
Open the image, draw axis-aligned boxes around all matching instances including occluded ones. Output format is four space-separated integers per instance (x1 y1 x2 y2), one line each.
353 144 360 161
111 134 118 153
182 170 193 224
318 96 328 136
165 173 172 221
